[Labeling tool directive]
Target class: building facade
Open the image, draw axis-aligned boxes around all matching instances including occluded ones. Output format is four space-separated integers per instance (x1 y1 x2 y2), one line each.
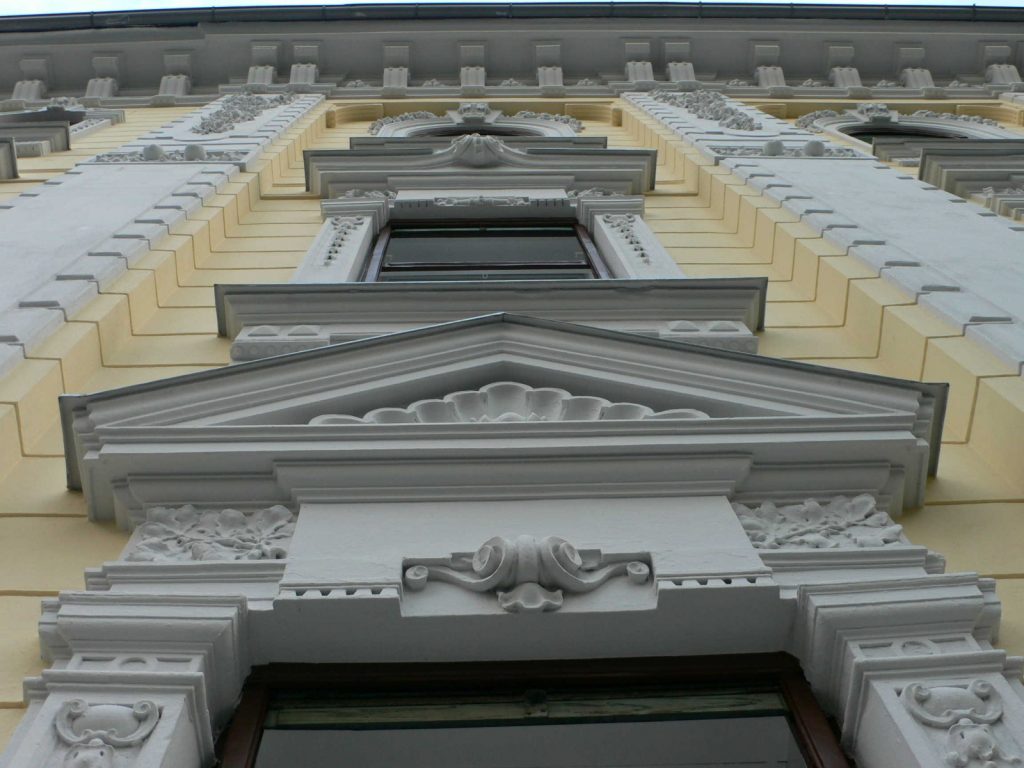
1 5 1024 767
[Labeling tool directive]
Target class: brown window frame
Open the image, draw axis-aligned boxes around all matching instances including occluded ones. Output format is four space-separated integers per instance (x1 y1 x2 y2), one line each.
361 219 611 282
217 653 850 768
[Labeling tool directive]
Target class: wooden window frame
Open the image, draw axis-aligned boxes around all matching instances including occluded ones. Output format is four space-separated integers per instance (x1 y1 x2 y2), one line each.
217 653 850 768
361 219 611 282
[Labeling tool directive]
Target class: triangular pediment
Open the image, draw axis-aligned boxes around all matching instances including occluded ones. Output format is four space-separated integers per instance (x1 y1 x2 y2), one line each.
63 314 944 524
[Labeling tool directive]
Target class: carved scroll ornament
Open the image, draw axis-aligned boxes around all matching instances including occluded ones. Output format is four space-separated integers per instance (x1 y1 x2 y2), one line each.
56 700 160 767
404 535 651 612
901 680 1022 767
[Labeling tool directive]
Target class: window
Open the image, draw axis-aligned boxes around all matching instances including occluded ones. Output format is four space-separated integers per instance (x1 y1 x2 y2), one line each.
840 125 969 145
363 221 611 282
218 655 850 768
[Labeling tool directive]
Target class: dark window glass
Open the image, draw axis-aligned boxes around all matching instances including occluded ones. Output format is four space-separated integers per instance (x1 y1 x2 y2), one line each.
370 223 604 281
840 126 969 145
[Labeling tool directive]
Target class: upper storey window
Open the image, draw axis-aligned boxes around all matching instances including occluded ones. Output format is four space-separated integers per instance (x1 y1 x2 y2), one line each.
365 221 608 281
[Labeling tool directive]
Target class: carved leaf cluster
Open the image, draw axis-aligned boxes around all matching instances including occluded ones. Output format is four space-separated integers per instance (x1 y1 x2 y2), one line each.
733 494 904 549
368 110 437 135
512 110 583 132
193 93 295 135
125 504 296 562
713 141 857 158
910 109 1000 126
795 109 840 131
651 89 763 131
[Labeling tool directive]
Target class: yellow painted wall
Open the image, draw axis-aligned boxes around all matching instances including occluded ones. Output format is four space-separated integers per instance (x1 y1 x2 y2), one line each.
0 97 1021 750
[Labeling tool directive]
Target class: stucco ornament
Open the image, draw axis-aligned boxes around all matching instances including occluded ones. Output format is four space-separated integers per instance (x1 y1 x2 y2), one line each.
457 102 490 118
512 110 583 132
309 381 710 425
910 109 1000 127
323 216 365 265
794 109 840 131
567 187 620 198
651 89 762 131
434 194 530 207
340 188 396 199
901 680 1022 767
368 110 436 135
856 102 895 121
443 133 513 167
403 535 651 612
732 494 904 549
125 504 295 562
193 93 294 135
602 214 650 262
56 700 160 767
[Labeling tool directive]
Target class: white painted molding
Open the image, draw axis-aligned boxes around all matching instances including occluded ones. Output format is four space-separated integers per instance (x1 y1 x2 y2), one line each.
3 16 1024 102
309 381 710 424
218 278 766 361
370 103 581 137
627 91 1024 374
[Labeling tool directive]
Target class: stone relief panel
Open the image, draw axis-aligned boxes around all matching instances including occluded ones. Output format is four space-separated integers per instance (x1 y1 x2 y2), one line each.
124 505 296 562
55 700 160 767
403 535 652 612
308 381 710 424
732 494 905 549
650 89 763 131
368 102 580 137
901 680 1022 767
194 93 296 134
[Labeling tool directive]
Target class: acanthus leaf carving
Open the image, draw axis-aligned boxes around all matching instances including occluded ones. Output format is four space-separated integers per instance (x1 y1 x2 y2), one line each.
308 381 709 425
732 494 904 549
124 504 295 562
403 535 651 613
901 680 1022 767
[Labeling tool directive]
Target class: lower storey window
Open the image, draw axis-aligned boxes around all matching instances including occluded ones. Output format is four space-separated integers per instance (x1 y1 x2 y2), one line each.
364 222 609 281
219 655 848 768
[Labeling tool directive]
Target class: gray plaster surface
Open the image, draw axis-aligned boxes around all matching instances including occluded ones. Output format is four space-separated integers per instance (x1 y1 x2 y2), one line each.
0 163 200 315
750 159 1024 325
